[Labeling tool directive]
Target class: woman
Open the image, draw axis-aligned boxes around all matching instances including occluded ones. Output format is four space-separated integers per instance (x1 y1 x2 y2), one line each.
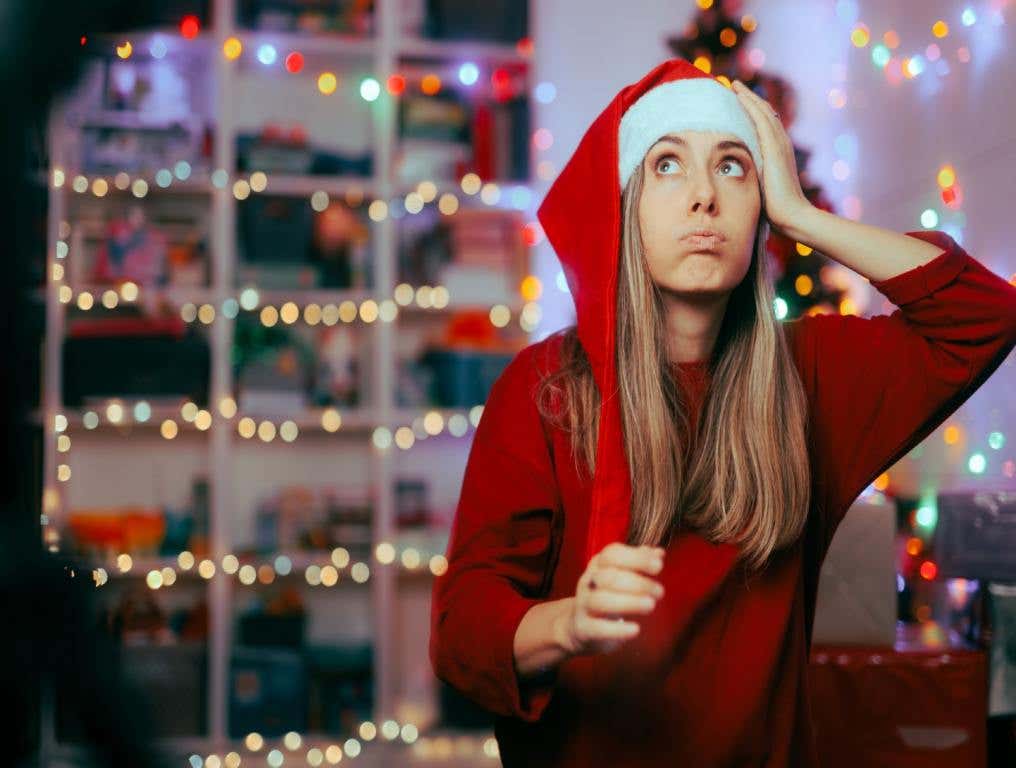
429 58 1016 766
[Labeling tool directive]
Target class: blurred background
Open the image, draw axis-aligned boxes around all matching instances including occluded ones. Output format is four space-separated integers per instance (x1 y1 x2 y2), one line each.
11 0 1016 766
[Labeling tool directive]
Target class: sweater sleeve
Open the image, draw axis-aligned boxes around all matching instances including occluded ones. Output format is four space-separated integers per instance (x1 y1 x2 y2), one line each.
787 230 1016 551
429 342 564 723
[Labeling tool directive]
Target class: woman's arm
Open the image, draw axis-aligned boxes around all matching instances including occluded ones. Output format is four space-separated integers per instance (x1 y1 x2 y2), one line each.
513 596 577 678
429 342 566 723
784 229 1016 555
780 204 948 283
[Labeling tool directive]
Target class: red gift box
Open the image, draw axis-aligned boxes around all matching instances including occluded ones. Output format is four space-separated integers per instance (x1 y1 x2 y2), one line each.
808 622 987 767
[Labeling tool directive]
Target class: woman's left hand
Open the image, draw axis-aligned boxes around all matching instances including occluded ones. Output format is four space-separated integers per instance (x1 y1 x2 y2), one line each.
731 79 812 235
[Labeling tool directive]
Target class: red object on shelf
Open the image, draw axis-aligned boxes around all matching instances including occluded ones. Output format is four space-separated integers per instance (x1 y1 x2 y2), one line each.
808 622 988 767
67 506 166 554
442 310 499 348
66 315 187 339
471 102 494 181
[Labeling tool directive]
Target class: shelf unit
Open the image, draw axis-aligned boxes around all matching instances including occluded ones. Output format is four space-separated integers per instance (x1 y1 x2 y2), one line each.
41 0 537 761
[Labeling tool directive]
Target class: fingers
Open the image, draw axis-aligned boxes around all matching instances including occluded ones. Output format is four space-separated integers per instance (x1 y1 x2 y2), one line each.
586 587 659 618
732 79 771 113
595 543 665 576
586 565 665 599
730 80 791 193
585 615 641 639
732 80 779 137
580 544 665 620
570 543 667 655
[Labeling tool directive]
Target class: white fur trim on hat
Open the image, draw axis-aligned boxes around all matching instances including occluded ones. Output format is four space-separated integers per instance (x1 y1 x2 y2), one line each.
618 77 762 191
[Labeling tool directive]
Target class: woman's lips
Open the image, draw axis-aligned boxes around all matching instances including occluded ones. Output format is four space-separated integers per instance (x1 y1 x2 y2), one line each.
682 234 724 250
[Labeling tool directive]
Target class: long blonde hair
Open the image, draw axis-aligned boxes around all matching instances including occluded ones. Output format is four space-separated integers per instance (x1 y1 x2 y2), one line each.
536 161 811 573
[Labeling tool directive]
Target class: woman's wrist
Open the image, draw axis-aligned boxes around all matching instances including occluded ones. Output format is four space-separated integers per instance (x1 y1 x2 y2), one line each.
550 596 578 657
514 597 578 679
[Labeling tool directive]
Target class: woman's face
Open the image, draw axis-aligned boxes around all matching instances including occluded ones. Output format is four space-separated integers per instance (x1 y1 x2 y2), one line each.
637 129 761 296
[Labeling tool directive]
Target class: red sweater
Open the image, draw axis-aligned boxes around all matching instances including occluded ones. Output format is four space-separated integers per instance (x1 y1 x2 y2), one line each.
430 234 1016 766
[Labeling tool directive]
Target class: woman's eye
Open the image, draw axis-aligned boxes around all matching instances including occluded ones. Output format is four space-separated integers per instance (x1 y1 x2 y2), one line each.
657 157 679 174
719 158 746 176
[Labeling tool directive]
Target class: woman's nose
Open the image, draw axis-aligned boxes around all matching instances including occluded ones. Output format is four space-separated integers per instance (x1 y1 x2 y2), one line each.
688 178 718 214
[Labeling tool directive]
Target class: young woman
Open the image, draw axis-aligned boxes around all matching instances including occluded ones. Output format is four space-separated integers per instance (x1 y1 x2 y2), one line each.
430 58 1016 766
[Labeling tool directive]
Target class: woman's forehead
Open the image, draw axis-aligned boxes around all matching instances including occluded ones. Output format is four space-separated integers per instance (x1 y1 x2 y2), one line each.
651 130 746 151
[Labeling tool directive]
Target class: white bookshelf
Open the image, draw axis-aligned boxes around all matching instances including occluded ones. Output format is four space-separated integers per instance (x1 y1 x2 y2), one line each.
41 0 535 761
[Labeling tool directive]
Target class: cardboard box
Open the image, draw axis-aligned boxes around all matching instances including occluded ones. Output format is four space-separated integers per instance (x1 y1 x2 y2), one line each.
813 491 897 646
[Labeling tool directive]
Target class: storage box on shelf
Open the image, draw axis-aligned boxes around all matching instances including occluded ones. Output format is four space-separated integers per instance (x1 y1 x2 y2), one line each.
42 0 537 759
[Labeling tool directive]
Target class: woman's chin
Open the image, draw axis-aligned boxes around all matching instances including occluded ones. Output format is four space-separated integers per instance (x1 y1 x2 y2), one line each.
675 261 727 288
658 281 731 300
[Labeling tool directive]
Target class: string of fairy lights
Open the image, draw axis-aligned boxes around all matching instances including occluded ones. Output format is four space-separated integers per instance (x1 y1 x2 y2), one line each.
685 0 1004 84
82 538 450 591
52 274 545 330
51 273 544 331
52 165 550 219
44 396 489 556
52 397 485 441
165 722 505 767
49 164 553 329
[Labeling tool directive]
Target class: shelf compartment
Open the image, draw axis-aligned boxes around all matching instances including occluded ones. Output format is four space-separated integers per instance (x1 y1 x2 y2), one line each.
38 403 215 435
236 192 375 292
62 315 211 409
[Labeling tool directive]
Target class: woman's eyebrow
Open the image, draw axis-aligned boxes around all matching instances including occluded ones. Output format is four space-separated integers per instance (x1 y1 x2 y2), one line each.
652 135 753 161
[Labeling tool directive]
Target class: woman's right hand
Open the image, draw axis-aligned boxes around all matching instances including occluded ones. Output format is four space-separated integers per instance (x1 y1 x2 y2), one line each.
558 542 666 656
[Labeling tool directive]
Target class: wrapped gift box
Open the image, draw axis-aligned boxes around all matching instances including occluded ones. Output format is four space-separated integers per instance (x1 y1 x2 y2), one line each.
809 621 987 767
813 490 897 646
935 491 1016 583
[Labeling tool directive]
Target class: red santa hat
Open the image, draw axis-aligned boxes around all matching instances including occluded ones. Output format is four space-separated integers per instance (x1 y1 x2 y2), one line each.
537 58 762 565
618 72 762 190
